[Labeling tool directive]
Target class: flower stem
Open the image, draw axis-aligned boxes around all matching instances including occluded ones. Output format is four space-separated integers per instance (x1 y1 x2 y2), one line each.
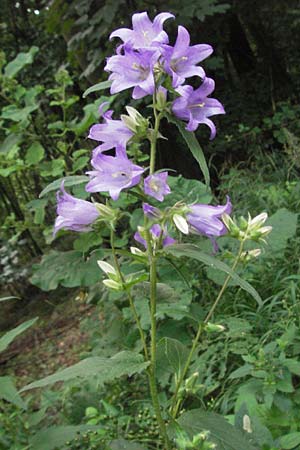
170 239 245 418
150 93 162 175
110 228 148 360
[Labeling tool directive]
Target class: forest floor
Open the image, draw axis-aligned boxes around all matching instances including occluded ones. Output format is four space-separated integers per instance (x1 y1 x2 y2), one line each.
0 290 96 387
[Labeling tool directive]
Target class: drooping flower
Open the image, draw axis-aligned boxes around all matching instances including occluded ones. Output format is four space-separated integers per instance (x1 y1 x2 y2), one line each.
85 146 144 200
134 224 175 248
172 78 225 138
144 172 171 202
186 196 232 239
105 46 159 99
163 26 213 87
54 181 99 235
110 12 174 49
88 104 133 152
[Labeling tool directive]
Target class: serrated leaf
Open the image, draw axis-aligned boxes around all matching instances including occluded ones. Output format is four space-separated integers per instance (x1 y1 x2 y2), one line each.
177 409 256 450
163 337 189 376
266 208 298 252
20 351 149 392
229 364 253 379
39 175 89 197
30 425 100 450
0 317 38 353
165 244 262 306
0 133 22 153
280 433 300 449
283 359 300 375
0 376 26 409
25 142 45 165
82 80 112 97
166 114 210 187
4 46 39 78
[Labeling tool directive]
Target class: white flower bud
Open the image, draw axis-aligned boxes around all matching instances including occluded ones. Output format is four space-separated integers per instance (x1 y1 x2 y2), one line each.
103 279 122 290
97 260 116 275
173 213 189 235
249 212 268 228
243 415 252 433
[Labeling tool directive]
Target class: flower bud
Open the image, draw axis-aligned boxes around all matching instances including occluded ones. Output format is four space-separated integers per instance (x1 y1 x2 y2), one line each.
173 213 189 234
103 279 123 291
97 260 116 275
156 86 167 111
222 213 240 237
95 203 118 222
121 106 149 135
249 212 268 229
205 322 225 333
243 415 252 433
240 249 261 262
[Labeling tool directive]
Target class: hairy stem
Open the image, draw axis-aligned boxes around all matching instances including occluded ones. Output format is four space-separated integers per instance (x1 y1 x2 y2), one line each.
170 239 245 418
150 93 162 174
110 228 148 360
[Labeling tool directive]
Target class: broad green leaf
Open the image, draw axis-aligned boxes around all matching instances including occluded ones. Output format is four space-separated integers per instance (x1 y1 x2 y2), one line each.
30 250 104 291
27 199 47 225
1 104 38 122
164 175 212 207
165 244 262 306
39 175 89 197
0 317 38 353
0 133 22 153
0 376 26 409
25 142 45 165
266 208 298 252
229 364 253 379
82 80 112 97
110 439 147 449
73 232 103 252
283 358 300 375
177 409 256 450
30 425 100 450
163 337 189 376
40 159 65 178
0 296 19 302
4 46 39 78
280 433 300 450
166 113 210 187
21 351 149 392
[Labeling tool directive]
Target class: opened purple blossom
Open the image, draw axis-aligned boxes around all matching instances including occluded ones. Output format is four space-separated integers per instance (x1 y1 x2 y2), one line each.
54 181 99 236
186 196 232 239
163 26 213 88
85 146 144 200
105 46 159 99
172 78 225 138
144 172 171 202
110 12 174 49
134 224 175 248
88 104 133 152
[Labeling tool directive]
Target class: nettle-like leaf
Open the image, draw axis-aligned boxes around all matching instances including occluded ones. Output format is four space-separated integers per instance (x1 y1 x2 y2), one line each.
29 425 101 450
165 244 262 306
4 46 39 78
0 376 27 409
265 208 298 252
30 249 104 291
164 175 212 206
82 79 112 97
25 142 45 165
165 113 210 187
163 337 189 377
20 350 149 392
177 409 256 450
0 317 38 353
279 433 300 450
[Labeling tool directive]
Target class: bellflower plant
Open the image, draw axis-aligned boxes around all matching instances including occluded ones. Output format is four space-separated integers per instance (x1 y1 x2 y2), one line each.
33 11 272 450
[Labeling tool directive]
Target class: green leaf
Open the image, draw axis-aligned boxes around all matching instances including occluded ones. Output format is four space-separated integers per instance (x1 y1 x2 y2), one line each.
280 433 300 450
229 364 253 379
73 232 103 252
163 337 189 376
30 250 104 291
30 425 100 450
109 439 147 449
82 80 112 98
27 199 47 225
1 104 38 122
4 46 39 78
165 244 262 306
0 376 26 409
164 175 211 207
177 409 256 450
283 359 300 375
21 351 149 392
39 175 89 197
25 142 45 165
0 317 38 353
0 133 22 154
166 113 210 187
266 208 298 252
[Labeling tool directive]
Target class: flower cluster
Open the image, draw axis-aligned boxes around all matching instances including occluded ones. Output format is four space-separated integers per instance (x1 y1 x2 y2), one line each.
53 12 230 250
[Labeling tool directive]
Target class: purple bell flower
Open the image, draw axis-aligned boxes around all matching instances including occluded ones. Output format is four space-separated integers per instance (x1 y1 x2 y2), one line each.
163 26 213 88
105 46 159 99
54 181 99 235
143 203 161 219
88 104 133 152
110 12 174 49
85 147 144 201
186 196 232 238
134 224 175 248
144 172 171 202
172 78 225 138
